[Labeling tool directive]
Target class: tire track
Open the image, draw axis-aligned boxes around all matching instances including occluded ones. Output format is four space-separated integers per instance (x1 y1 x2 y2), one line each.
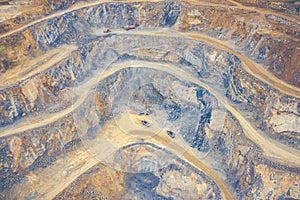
1 60 299 168
0 0 298 40
110 30 300 99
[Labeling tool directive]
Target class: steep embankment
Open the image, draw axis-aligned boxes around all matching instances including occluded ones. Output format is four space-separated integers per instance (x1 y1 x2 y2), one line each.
0 1 299 200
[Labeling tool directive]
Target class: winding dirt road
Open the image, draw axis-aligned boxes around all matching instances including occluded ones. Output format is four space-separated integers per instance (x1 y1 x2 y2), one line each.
2 60 300 168
0 0 298 40
3 60 300 200
9 146 99 200
1 0 299 199
1 29 299 101
12 111 234 200
110 30 300 99
92 111 235 200
112 60 300 168
0 45 77 89
226 0 300 24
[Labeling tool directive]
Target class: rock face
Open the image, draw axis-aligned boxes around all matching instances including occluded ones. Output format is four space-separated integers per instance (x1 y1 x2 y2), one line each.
233 0 300 15
0 0 299 200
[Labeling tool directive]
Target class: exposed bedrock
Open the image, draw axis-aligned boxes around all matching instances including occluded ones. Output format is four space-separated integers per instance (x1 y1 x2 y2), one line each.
0 0 299 199
0 1 299 86
0 57 299 199
1 34 298 149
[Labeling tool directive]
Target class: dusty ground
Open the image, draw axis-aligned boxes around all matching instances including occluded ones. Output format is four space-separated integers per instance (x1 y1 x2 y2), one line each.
0 0 299 199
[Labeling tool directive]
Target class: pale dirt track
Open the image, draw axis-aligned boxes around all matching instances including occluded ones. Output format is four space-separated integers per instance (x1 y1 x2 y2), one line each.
1 29 299 100
10 147 99 200
1 60 300 168
0 0 298 40
95 111 235 200
226 0 300 24
1 1 299 199
4 60 300 200
112 60 300 168
14 112 234 200
110 30 300 99
0 45 77 89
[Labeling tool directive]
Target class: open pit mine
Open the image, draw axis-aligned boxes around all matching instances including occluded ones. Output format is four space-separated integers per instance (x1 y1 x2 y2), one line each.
0 0 300 199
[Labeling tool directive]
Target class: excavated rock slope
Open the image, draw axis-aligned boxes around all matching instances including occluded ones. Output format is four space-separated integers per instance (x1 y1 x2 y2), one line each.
0 0 299 199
